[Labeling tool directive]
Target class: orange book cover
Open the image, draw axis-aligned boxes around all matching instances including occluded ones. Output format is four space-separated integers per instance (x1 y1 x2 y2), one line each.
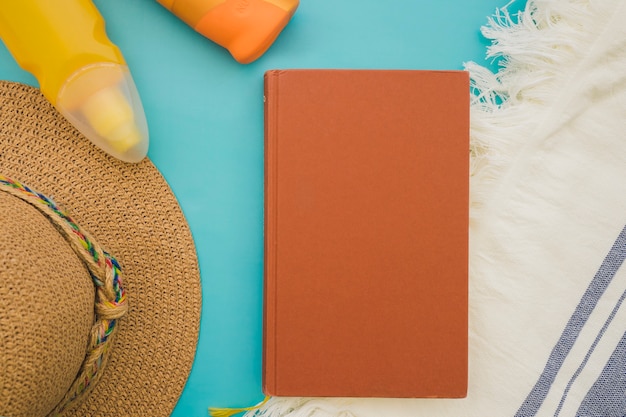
263 69 469 398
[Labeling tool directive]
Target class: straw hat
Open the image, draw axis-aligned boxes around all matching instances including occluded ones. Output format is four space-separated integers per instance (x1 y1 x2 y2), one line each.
0 80 202 417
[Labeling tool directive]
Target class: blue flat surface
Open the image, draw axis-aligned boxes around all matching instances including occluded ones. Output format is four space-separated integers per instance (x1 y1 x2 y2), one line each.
0 0 524 415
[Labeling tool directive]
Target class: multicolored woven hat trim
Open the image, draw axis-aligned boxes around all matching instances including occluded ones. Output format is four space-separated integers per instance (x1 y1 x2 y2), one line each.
0 174 128 416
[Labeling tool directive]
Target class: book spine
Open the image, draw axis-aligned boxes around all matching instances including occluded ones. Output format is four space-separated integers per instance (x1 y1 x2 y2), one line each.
262 69 280 395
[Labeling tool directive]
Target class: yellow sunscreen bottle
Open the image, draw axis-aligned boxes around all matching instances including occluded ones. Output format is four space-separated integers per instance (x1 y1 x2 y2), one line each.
157 0 299 64
0 0 149 163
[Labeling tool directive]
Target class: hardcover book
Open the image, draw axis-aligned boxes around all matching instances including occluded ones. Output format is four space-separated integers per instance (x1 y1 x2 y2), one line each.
263 69 469 398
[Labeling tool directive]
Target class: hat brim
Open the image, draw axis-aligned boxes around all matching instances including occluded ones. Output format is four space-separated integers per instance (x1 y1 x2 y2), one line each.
0 81 201 416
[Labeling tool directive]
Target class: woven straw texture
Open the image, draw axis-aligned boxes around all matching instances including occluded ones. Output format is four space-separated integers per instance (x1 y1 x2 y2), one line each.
0 80 201 417
0 192 96 417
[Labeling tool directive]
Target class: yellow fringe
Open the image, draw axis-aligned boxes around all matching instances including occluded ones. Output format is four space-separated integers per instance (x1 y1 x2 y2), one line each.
209 396 271 417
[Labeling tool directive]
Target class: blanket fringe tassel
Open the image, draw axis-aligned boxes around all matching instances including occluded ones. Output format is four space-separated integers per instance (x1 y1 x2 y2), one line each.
209 396 270 417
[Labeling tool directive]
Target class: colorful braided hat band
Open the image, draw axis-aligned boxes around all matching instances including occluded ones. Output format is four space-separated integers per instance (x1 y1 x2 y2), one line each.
0 174 128 417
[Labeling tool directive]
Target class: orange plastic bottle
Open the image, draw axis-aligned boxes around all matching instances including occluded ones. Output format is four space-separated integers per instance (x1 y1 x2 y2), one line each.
157 0 299 64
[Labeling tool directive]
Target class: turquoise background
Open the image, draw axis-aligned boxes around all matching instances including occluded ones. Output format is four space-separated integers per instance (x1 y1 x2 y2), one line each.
0 0 525 415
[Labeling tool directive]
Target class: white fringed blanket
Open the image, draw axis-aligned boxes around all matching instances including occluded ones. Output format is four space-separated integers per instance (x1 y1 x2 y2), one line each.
250 1 626 415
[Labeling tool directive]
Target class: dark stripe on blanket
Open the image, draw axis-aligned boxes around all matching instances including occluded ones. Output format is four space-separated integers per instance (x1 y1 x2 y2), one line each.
554 288 626 416
515 226 626 417
576 329 626 417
